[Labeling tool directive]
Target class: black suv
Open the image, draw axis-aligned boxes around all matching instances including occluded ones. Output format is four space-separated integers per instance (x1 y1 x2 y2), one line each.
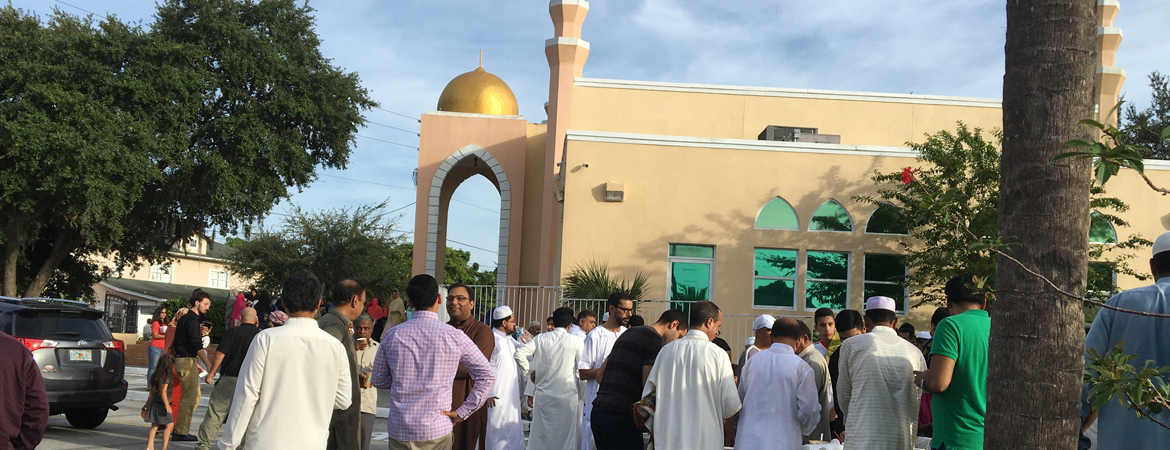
0 297 127 428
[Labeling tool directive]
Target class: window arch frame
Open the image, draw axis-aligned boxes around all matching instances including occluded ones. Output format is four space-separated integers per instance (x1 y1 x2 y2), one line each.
1089 210 1118 244
808 199 855 233
754 196 801 231
864 202 910 235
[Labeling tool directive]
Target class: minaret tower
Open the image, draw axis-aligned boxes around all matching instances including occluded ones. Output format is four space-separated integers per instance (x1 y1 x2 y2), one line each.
539 0 589 285
1096 0 1124 126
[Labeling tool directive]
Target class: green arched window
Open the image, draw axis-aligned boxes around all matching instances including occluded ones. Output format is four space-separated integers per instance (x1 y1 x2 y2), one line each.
809 199 853 232
1089 211 1117 244
756 197 799 230
866 203 909 235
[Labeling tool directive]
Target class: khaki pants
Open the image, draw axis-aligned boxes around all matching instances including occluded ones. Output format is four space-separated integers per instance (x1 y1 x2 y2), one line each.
196 376 237 450
388 433 451 450
174 357 201 435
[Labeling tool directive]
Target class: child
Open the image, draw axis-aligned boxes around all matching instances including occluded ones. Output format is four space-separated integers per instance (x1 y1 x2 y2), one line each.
143 353 175 450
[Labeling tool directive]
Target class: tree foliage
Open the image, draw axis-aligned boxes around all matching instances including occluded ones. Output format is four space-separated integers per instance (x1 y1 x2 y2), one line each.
855 123 1148 307
226 202 411 302
0 1 374 300
443 247 498 286
1122 71 1170 160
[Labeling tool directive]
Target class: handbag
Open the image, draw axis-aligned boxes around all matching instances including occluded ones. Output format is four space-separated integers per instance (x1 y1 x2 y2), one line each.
141 392 152 420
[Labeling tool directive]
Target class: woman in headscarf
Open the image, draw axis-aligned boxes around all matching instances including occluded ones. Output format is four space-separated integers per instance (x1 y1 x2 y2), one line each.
230 293 246 327
367 297 387 341
252 290 273 329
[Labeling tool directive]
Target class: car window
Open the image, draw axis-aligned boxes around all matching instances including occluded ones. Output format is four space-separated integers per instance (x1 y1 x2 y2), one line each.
14 311 111 340
0 313 11 334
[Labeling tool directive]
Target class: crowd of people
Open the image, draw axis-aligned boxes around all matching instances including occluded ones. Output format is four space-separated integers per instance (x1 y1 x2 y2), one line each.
11 235 1170 449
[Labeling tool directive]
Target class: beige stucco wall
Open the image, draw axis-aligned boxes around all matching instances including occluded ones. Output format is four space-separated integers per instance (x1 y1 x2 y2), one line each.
568 79 1004 146
92 252 249 292
558 132 1170 327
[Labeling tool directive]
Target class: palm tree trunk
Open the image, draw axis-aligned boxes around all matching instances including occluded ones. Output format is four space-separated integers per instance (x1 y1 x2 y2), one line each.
989 0 1097 447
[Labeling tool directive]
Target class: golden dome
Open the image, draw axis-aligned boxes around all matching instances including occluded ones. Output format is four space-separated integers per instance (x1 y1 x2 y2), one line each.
436 66 519 116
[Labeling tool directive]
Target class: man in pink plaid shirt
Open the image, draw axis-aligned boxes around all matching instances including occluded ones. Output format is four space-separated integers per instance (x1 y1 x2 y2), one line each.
373 274 495 450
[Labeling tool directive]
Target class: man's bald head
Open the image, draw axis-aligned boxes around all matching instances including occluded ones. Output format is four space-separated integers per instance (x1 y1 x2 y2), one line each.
240 307 258 324
771 317 805 341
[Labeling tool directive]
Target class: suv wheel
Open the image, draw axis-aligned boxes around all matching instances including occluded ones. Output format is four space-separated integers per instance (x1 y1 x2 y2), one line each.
64 407 109 429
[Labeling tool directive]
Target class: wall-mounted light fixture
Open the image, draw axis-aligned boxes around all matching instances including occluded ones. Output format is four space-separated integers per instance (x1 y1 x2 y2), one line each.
604 182 624 202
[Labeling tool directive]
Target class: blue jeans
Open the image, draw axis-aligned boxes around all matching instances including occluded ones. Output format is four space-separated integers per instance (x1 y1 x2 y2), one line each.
146 345 163 383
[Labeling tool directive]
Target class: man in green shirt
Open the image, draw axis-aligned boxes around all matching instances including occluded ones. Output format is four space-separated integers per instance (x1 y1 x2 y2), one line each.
914 274 990 449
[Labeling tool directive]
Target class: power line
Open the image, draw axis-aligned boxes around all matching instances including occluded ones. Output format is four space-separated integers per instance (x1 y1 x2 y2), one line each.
54 0 95 15
374 106 420 123
386 202 416 214
318 174 498 214
356 134 417 150
446 238 498 252
365 120 419 136
320 174 415 191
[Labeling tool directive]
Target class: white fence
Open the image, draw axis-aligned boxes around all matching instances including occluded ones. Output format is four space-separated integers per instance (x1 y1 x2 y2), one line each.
455 285 761 366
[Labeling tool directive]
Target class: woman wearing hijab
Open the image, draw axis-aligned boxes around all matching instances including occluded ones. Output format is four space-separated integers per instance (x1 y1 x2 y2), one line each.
230 293 246 327
367 297 387 341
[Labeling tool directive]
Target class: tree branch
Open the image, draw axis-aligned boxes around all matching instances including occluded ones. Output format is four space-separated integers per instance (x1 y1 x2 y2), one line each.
1122 390 1170 430
1121 162 1170 195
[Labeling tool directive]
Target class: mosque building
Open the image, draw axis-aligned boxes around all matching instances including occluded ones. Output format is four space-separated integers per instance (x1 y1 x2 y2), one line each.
410 0 1162 326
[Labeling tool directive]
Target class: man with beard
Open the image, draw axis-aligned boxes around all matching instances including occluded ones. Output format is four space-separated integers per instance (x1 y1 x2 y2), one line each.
446 283 495 450
578 293 633 450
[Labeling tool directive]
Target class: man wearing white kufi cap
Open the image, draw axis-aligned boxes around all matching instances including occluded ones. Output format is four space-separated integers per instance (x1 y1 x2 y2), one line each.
836 296 926 449
737 314 775 368
1082 231 1170 449
486 306 525 450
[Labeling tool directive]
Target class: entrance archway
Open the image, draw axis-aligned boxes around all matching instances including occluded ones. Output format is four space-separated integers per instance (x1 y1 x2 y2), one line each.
425 145 511 285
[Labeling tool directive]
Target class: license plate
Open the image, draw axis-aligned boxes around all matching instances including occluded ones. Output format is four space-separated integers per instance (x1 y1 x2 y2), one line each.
69 349 92 362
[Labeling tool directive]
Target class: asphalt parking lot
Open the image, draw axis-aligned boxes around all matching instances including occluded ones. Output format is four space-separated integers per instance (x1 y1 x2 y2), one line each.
37 368 393 449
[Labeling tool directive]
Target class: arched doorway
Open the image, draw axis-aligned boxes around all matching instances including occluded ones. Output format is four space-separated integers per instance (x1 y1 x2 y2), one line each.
424 145 511 285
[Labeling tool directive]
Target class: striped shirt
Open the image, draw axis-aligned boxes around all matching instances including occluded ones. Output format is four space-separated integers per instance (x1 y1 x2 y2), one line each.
837 326 926 450
372 310 496 442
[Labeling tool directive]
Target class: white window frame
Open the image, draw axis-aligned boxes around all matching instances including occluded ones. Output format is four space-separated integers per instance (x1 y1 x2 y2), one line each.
666 244 716 303
149 263 173 284
804 250 851 311
864 202 910 236
208 269 229 289
863 253 909 314
186 238 200 252
808 199 855 233
752 248 798 310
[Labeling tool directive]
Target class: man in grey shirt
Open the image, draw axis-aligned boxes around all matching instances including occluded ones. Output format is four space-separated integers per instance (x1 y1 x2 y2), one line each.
797 320 832 442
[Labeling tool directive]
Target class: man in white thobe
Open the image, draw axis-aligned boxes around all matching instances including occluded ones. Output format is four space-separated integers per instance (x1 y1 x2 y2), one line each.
218 270 351 450
643 301 741 450
735 318 821 450
578 294 632 450
837 296 927 450
485 306 525 450
516 307 583 450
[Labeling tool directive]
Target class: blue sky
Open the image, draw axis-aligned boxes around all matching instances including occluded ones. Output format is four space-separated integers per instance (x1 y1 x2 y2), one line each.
14 0 1170 270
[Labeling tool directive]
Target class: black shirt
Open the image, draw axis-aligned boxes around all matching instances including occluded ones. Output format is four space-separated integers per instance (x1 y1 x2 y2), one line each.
216 323 261 377
592 326 664 411
173 312 203 358
829 348 844 436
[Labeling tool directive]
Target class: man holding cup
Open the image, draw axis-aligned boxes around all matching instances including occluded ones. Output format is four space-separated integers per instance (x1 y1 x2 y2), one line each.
354 313 380 450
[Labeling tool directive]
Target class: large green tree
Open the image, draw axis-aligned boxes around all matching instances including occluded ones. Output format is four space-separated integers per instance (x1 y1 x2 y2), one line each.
226 202 412 301
0 1 374 299
856 123 1148 308
442 247 498 286
1122 71 1170 159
